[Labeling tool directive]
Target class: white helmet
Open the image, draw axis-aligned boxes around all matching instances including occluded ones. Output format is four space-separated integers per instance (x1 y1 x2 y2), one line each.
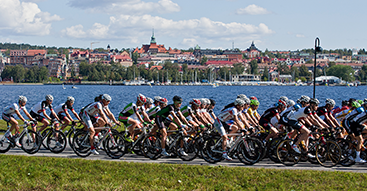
287 100 295 107
153 96 162 102
67 96 75 102
146 97 154 105
200 98 207 105
102 94 112 101
300 95 310 103
325 98 336 107
19 96 27 103
243 98 251 105
45 94 54 101
237 94 247 100
280 96 288 102
278 100 287 107
234 98 246 106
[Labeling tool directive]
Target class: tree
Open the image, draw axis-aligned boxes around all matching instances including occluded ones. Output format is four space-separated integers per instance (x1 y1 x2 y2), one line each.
200 55 208 65
326 64 355 82
132 52 139 65
299 64 311 77
38 66 49 82
231 63 245 75
249 60 258 74
262 66 269 81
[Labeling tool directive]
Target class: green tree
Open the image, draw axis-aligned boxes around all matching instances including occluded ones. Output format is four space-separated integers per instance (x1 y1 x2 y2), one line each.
326 65 355 82
299 64 311 77
132 52 139 65
38 66 49 82
200 55 208 65
249 60 258 74
262 66 269 81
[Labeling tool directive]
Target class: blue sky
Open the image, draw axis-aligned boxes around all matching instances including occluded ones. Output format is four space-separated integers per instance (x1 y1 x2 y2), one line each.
0 0 366 51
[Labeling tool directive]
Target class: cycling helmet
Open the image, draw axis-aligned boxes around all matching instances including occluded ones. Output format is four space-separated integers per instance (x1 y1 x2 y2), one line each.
300 95 310 103
278 100 287 107
243 98 251 105
352 101 361 108
146 97 153 105
364 98 367 105
45 94 54 101
287 100 295 107
237 94 247 100
209 99 216 106
67 96 75 103
234 98 246 106
250 99 260 106
159 97 168 104
18 96 27 103
190 99 201 106
102 94 112 101
280 96 288 102
205 98 211 105
154 96 162 102
296 98 301 104
293 104 301 110
173 96 183 102
200 98 207 105
325 98 335 107
137 94 146 103
358 100 363 105
250 96 258 100
342 100 349 106
309 98 320 105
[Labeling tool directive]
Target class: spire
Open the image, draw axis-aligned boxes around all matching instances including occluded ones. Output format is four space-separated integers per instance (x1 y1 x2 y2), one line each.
150 28 156 44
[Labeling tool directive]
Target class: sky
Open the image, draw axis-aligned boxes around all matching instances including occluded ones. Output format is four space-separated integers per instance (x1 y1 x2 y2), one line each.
0 0 366 51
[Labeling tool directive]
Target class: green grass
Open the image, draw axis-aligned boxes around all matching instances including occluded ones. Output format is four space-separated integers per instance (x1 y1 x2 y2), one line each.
0 154 366 190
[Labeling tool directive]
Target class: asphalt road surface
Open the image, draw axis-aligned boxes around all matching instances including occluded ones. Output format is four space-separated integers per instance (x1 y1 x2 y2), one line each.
4 146 367 173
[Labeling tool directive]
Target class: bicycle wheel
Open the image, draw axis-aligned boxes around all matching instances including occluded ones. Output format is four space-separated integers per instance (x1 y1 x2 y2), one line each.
20 130 41 154
41 128 52 150
141 134 161 160
267 138 281 163
237 137 263 165
176 135 198 161
338 139 355 166
316 140 341 167
276 139 301 166
0 130 11 153
47 130 67 153
105 131 126 159
202 135 223 163
72 130 91 157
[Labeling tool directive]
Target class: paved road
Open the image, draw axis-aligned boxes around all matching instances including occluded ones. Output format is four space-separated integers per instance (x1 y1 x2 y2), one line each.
4 146 367 173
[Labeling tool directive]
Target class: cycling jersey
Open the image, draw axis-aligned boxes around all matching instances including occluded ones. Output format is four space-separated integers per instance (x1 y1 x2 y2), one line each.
247 107 258 118
84 102 107 116
332 105 349 115
345 107 364 121
156 104 179 119
147 105 160 119
217 107 240 122
54 103 74 115
31 101 53 114
3 103 25 115
120 102 142 121
316 106 332 121
335 108 352 122
287 106 313 121
353 110 367 125
181 105 194 121
260 107 279 122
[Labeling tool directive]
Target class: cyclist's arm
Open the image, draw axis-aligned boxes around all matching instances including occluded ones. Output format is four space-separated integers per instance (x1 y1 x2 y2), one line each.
14 110 27 123
23 108 35 122
71 110 82 121
50 109 61 121
233 115 244 129
204 112 214 124
170 111 183 127
104 107 120 125
177 111 190 126
98 108 110 126
141 110 152 123
244 112 257 125
239 113 251 129
64 110 74 122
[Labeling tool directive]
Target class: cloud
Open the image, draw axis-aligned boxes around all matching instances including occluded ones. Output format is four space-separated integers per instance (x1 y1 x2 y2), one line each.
67 0 180 15
0 0 62 36
236 4 271 15
62 14 274 47
296 34 305 38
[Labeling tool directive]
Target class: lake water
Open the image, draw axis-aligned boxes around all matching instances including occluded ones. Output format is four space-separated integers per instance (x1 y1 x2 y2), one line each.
0 85 364 116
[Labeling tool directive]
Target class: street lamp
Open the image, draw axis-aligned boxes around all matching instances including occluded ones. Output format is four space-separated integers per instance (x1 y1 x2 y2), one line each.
313 37 322 98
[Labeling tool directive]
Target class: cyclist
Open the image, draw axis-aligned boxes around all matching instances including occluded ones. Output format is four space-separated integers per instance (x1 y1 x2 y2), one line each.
153 96 162 107
215 98 246 161
285 98 323 157
259 100 287 144
181 99 205 131
2 96 35 147
144 97 154 111
348 99 367 163
208 99 217 120
247 99 260 125
80 94 120 155
333 100 350 123
148 97 168 120
119 94 151 142
316 99 339 129
52 96 81 132
155 96 187 157
30 95 60 133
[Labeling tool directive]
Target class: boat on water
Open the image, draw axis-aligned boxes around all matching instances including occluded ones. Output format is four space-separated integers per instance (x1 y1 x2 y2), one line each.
62 84 66 89
72 86 78 89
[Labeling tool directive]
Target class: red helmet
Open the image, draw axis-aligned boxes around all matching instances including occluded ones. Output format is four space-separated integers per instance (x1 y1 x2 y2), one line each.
159 97 168 104
250 96 258 100
137 94 146 103
190 99 201 106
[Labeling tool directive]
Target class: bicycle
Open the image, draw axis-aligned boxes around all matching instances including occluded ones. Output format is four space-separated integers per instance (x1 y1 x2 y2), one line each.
72 124 125 158
61 121 84 150
120 123 154 156
38 120 67 153
0 122 42 154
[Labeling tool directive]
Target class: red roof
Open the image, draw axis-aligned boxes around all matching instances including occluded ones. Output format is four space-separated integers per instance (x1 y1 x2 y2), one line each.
205 60 234 66
150 65 163 70
27 49 47 56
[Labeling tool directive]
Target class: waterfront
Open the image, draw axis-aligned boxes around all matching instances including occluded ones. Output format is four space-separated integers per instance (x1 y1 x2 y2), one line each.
0 85 364 115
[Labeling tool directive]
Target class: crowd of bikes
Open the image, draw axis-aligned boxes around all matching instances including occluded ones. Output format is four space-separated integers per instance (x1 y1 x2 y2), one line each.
1 93 366 168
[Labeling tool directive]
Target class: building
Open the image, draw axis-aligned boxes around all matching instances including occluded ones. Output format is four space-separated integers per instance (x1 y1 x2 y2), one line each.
243 42 261 58
134 31 167 55
231 73 261 82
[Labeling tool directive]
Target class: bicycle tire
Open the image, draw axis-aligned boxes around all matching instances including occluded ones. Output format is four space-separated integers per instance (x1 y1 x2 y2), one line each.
176 135 198 161
105 131 126 159
237 137 263 165
316 140 341 167
0 130 11 153
72 130 91 157
276 139 301 166
141 134 161 160
338 139 355 166
202 135 223 163
47 130 67 153
267 138 281 163
20 130 41 154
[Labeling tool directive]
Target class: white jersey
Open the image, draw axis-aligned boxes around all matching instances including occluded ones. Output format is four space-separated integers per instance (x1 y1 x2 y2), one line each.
84 102 106 116
3 103 25 115
287 106 313 121
31 101 53 114
218 107 240 122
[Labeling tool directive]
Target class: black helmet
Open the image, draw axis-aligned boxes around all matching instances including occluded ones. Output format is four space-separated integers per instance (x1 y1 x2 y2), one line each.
209 99 216 106
342 100 349 106
173 96 183 102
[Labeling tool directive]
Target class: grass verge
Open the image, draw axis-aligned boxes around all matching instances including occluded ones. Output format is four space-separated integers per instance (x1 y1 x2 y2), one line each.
0 155 367 190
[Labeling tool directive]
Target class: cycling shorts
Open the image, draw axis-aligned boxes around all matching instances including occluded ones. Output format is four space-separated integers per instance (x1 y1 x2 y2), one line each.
81 111 99 129
259 118 274 131
30 111 46 122
155 115 172 130
2 113 13 123
287 119 303 130
213 118 226 136
342 119 352 134
350 121 364 136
